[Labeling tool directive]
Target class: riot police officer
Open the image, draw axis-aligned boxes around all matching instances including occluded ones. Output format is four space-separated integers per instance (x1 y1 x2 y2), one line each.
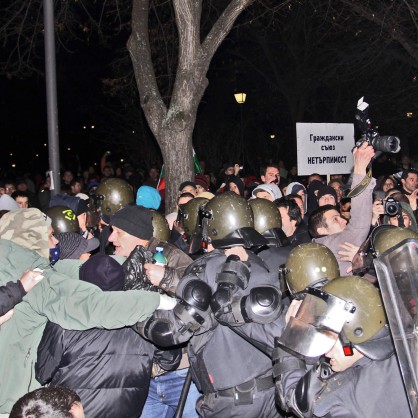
274 275 411 417
134 192 284 417
91 178 135 254
249 198 291 278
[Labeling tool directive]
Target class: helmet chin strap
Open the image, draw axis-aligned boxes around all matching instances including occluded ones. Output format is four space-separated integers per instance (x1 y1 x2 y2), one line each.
397 213 405 227
339 332 354 357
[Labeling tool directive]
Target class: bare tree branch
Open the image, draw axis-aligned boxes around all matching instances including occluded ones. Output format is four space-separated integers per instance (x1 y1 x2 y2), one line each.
339 0 418 68
202 0 255 64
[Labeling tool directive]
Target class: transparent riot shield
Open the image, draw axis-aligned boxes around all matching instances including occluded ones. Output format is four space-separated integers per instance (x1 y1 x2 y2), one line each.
374 239 418 416
277 287 355 358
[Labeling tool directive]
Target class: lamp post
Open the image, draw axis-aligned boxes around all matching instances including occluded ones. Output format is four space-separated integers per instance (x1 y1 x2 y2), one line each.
43 0 61 194
234 92 246 163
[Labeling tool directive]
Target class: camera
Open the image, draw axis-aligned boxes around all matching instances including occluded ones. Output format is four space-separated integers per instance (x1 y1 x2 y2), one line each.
271 173 280 184
383 197 400 217
355 97 401 154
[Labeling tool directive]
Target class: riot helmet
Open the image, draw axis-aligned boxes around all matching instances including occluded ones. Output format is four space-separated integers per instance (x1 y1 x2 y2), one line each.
323 276 391 359
278 275 391 359
250 198 282 231
46 205 80 233
151 211 170 242
204 192 267 249
249 198 288 247
181 197 209 241
94 178 134 216
285 242 340 294
323 276 386 344
371 225 418 257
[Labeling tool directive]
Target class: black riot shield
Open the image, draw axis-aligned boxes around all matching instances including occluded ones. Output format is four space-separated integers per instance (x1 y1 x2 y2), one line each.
374 239 418 416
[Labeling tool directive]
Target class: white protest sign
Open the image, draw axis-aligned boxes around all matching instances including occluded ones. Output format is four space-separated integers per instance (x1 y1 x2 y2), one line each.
296 123 354 176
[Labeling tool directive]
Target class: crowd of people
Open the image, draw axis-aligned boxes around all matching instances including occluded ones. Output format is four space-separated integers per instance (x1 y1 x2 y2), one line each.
0 144 417 418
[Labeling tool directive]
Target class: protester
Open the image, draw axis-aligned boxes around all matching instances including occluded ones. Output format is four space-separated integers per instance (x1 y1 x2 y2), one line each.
36 254 180 418
10 386 85 418
0 208 168 414
252 184 282 201
136 185 162 210
308 142 375 274
55 232 99 260
108 204 201 417
2 146 416 418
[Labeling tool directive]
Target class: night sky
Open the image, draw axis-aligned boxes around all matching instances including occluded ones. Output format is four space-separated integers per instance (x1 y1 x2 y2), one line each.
1 2 417 179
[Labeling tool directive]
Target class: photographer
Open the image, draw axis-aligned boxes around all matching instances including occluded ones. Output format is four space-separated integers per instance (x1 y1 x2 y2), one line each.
383 201 418 232
371 193 405 227
339 196 418 276
308 142 375 274
216 163 242 193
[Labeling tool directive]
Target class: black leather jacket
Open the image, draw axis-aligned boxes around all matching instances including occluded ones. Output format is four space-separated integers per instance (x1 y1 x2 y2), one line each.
123 236 193 296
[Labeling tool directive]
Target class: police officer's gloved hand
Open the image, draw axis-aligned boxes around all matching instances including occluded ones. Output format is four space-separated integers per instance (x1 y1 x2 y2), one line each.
290 357 333 418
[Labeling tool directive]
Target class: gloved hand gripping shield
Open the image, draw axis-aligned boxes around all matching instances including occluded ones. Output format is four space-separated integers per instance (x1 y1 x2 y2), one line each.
278 287 356 358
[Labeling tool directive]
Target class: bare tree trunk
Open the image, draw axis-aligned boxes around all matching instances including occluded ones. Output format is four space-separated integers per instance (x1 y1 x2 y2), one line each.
128 0 254 212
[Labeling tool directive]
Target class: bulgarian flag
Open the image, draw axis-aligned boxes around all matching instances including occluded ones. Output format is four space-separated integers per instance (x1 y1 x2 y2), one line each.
157 148 202 191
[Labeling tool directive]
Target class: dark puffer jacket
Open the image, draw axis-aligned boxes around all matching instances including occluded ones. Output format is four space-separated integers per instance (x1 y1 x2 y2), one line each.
36 323 181 418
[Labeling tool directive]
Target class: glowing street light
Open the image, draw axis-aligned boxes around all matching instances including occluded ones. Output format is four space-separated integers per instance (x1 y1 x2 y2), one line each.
270 134 276 139
234 93 247 104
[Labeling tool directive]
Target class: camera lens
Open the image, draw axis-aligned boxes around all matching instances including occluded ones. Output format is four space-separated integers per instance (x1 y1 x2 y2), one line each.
386 204 397 216
384 197 400 216
371 135 401 154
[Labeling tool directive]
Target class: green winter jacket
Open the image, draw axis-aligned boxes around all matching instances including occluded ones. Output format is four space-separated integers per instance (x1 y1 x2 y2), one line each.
0 238 160 413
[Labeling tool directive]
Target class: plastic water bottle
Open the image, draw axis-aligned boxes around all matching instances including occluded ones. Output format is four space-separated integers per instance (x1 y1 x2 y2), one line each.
153 247 167 266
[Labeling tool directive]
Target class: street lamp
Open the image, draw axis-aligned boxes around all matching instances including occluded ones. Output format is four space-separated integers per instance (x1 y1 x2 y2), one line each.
234 93 247 104
234 92 246 164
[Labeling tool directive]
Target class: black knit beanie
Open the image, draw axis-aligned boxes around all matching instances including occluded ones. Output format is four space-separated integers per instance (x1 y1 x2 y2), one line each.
110 204 153 240
55 232 99 260
317 185 338 203
80 253 124 291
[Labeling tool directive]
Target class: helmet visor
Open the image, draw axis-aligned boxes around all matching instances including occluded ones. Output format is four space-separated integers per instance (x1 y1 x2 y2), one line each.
278 287 355 357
